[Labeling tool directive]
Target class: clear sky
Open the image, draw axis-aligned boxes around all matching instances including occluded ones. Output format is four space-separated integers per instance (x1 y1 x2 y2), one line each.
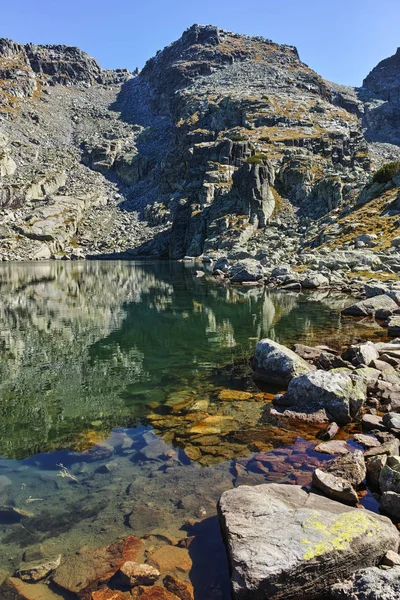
2 0 399 86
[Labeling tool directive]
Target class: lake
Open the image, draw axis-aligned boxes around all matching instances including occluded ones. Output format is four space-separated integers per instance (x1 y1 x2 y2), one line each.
0 261 385 597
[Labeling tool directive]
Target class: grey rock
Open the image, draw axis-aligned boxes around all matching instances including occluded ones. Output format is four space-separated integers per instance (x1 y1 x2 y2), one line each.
312 468 358 505
252 338 312 386
230 259 264 282
218 483 399 600
329 567 400 600
342 294 398 318
381 491 400 521
325 450 366 487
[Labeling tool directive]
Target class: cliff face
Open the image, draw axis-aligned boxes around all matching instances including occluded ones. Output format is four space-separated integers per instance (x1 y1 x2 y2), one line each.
0 25 399 261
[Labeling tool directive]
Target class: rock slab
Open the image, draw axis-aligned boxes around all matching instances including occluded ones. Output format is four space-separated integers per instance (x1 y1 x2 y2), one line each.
218 483 399 600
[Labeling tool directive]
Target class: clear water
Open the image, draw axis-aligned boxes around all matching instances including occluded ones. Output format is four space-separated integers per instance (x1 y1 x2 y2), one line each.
0 261 385 597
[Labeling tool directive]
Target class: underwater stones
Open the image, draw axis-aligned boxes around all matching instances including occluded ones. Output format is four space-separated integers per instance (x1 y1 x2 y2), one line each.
312 469 358 505
163 575 194 600
117 561 160 587
275 370 366 425
188 415 235 435
252 338 312 386
218 483 399 600
314 440 350 455
0 577 63 600
52 536 144 598
15 555 61 582
91 591 130 600
136 587 181 600
217 389 253 402
147 546 192 577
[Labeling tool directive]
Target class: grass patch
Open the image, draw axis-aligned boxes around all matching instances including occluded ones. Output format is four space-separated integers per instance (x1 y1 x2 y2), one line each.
372 162 400 184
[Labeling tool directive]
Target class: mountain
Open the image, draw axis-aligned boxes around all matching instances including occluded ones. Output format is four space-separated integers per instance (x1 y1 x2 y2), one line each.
0 25 399 263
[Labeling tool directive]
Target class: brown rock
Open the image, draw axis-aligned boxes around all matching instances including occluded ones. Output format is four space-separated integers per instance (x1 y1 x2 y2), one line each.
137 587 180 600
0 577 61 600
382 550 400 567
325 450 366 487
217 389 253 401
314 440 349 455
163 575 194 600
118 562 160 587
52 536 144 598
147 546 192 576
316 422 339 441
91 590 131 600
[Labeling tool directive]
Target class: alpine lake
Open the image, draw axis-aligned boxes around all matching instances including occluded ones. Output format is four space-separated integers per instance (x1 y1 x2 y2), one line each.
0 260 388 598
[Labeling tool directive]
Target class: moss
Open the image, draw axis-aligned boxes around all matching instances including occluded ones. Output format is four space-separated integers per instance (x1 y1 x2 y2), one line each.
246 153 269 164
227 133 248 142
372 162 400 184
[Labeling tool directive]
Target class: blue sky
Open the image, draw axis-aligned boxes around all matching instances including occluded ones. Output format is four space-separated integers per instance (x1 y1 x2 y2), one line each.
2 0 399 86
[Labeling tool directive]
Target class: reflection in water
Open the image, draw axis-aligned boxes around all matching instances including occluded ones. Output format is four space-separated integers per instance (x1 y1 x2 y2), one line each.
0 261 385 596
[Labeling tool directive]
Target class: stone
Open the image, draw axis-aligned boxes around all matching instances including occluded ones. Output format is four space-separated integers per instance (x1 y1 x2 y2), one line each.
362 414 386 431
353 342 380 367
325 450 366 487
379 458 400 493
163 575 194 600
15 555 61 582
117 562 160 587
275 370 366 425
147 546 192 576
52 536 144 597
329 567 400 600
382 550 400 567
217 389 253 402
342 295 398 317
365 283 389 298
91 591 130 600
381 492 400 521
317 422 339 441
252 338 312 386
218 483 399 600
314 440 350 455
388 316 400 337
0 577 63 600
312 469 358 505
383 412 400 431
366 455 387 488
353 434 381 449
136 587 180 600
230 260 264 282
301 273 329 289
365 439 399 458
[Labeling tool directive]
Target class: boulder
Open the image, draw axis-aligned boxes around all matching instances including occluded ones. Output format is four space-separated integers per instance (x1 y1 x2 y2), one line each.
314 440 349 455
325 450 366 487
383 412 400 431
252 339 312 386
274 370 366 425
117 561 160 587
342 294 398 317
218 483 399 600
379 456 400 493
366 455 387 488
381 491 400 521
387 316 400 337
301 273 330 289
365 283 389 298
230 260 264 282
352 342 380 367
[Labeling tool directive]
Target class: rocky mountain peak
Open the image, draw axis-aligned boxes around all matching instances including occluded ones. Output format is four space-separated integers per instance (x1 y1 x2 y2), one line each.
363 47 400 104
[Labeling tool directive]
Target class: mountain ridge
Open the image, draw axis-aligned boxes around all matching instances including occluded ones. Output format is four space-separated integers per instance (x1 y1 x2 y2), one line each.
0 24 399 275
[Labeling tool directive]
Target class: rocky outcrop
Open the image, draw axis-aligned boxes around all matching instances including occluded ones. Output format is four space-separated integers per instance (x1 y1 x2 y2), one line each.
218 483 399 600
252 338 312 386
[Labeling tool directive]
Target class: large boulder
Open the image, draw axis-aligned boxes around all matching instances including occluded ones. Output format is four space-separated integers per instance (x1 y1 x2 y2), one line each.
230 259 264 282
274 369 366 425
252 339 312 387
218 483 399 600
342 294 398 318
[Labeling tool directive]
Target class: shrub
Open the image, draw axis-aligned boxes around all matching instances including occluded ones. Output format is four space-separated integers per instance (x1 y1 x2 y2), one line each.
227 133 248 142
246 153 269 164
372 162 400 184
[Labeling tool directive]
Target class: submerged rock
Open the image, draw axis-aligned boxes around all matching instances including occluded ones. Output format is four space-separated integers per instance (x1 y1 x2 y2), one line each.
252 338 312 386
218 483 399 600
274 369 366 425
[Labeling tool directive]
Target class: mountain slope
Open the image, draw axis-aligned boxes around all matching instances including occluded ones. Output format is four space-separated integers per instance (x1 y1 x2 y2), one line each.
0 25 399 262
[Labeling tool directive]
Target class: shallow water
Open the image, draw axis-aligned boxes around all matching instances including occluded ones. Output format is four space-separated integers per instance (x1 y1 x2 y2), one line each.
0 261 386 596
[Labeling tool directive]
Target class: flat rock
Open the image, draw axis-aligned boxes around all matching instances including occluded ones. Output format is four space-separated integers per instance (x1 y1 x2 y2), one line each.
312 469 358 505
218 483 399 600
342 295 398 318
252 338 312 386
353 434 381 449
314 440 350 455
0 577 66 600
383 412 400 431
147 546 192 576
52 536 144 598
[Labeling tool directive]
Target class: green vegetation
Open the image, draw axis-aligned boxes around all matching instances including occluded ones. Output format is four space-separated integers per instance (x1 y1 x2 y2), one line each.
246 153 269 164
227 133 248 142
372 162 400 184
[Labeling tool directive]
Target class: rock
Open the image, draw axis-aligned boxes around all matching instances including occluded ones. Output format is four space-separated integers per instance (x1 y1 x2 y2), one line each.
381 491 400 521
362 414 386 431
388 316 400 337
301 273 329 289
136 587 181 600
329 567 400 600
365 439 399 458
218 483 399 600
317 422 339 441
252 338 312 386
163 575 194 600
52 536 144 597
366 455 387 488
342 295 398 317
312 469 358 505
382 550 400 567
353 434 381 449
15 555 61 582
379 457 400 493
117 561 160 587
383 412 400 431
275 370 366 425
230 260 264 282
147 546 192 576
314 440 350 455
0 577 64 600
365 283 389 298
91 591 130 600
325 450 366 487
353 342 380 367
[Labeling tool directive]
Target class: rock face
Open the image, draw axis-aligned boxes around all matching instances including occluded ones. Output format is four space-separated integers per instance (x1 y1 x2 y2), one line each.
218 483 399 600
274 370 366 424
329 566 400 600
252 338 312 386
